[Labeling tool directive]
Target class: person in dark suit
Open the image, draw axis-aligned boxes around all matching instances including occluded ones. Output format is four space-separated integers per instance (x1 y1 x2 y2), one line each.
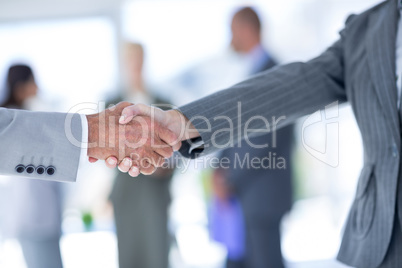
212 8 293 268
116 0 402 267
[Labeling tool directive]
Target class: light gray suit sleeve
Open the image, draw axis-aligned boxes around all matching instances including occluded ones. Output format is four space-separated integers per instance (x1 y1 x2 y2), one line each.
0 108 83 182
179 36 348 158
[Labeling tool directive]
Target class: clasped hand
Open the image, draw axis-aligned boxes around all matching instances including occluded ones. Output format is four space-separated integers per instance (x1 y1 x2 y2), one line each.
86 102 185 177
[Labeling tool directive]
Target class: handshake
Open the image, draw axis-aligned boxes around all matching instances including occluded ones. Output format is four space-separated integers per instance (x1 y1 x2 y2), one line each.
86 102 199 177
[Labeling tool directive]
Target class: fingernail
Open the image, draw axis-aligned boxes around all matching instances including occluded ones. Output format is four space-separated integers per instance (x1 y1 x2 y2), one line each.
129 167 139 177
124 158 131 167
107 158 117 165
119 115 126 124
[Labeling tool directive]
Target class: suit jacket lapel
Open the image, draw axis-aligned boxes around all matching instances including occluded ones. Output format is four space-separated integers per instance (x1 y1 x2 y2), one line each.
367 0 400 146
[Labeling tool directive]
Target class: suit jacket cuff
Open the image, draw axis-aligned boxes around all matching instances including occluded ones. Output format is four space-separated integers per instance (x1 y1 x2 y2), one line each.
76 114 88 178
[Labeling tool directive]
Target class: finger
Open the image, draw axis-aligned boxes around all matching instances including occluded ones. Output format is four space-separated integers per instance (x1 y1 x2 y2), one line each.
88 157 98 163
144 152 166 168
117 157 132 173
119 104 152 124
173 141 182 152
159 127 182 152
116 101 133 107
128 166 140 177
154 145 174 159
140 160 157 175
149 128 179 155
105 156 118 169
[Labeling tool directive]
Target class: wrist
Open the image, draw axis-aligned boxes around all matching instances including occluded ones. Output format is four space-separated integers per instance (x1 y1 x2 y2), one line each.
170 109 199 140
86 114 99 157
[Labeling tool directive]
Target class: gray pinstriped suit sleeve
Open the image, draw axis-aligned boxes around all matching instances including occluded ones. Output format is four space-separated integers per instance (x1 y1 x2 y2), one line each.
0 108 83 182
179 38 347 157
179 1 402 267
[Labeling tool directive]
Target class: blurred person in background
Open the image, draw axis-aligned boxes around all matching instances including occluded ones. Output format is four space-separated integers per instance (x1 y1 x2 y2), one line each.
108 43 174 268
2 64 64 268
209 7 294 268
209 168 246 268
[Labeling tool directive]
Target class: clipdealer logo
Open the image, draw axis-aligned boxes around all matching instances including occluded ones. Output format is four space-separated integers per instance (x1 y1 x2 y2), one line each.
301 101 339 167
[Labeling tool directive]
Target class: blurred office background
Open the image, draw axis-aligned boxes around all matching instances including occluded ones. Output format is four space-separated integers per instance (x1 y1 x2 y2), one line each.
0 0 382 267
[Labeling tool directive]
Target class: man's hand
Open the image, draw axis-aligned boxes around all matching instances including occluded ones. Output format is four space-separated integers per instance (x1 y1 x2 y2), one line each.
104 104 200 175
86 102 180 176
119 104 200 141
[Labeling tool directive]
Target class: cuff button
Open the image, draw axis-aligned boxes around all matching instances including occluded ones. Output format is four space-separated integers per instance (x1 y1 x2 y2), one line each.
15 165 25 173
26 165 35 174
36 166 45 175
46 166 56 176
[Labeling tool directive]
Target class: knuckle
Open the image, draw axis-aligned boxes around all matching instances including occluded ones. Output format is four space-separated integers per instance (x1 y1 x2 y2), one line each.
120 101 131 107
136 147 145 156
166 148 174 158
170 132 178 142
137 103 146 111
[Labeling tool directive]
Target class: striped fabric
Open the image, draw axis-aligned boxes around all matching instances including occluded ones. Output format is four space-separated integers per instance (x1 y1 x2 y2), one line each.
179 0 402 267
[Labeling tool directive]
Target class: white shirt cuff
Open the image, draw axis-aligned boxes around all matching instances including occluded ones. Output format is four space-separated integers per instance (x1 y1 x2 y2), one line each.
189 139 204 154
78 114 89 170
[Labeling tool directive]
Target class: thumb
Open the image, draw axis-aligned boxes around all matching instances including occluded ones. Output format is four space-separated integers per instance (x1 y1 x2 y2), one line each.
119 104 152 124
